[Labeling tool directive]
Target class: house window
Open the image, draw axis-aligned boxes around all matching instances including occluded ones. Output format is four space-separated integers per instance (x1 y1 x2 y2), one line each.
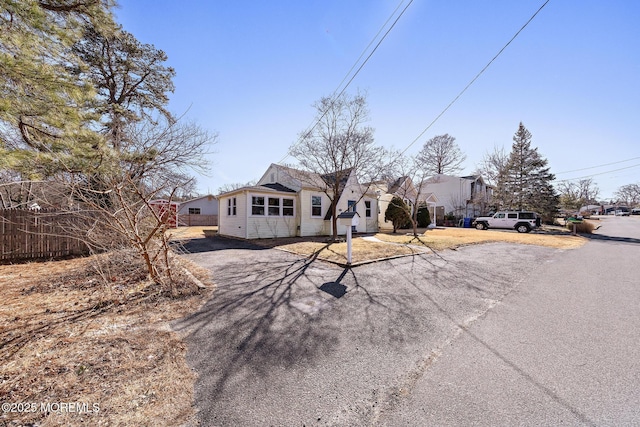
227 197 236 216
252 196 265 215
188 208 201 215
311 196 322 217
283 198 294 216
268 197 280 216
252 195 294 216
365 200 372 218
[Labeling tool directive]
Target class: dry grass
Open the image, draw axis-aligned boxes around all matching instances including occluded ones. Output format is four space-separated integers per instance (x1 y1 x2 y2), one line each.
0 252 213 426
565 220 597 234
277 238 425 264
376 227 586 250
277 226 586 264
168 225 218 240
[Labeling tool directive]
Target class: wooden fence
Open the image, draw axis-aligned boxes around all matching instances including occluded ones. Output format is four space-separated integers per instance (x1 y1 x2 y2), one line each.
177 214 218 227
0 208 89 263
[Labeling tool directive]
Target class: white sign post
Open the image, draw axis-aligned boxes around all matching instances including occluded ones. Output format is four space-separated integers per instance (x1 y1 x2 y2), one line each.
337 211 360 265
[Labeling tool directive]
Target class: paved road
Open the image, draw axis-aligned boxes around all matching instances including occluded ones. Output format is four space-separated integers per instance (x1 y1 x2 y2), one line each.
176 217 640 426
378 215 640 426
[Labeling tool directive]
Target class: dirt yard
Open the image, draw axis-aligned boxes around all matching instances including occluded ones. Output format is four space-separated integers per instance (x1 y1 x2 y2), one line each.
0 253 213 426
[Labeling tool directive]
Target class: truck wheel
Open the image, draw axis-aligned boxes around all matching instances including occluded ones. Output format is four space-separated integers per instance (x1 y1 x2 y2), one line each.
475 222 487 230
516 224 530 233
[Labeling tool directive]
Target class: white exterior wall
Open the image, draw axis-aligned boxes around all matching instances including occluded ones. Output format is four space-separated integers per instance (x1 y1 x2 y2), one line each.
245 191 297 239
362 196 378 232
299 189 329 237
326 177 377 235
377 193 395 231
178 195 218 215
218 193 247 239
257 164 303 191
425 176 471 217
425 175 491 218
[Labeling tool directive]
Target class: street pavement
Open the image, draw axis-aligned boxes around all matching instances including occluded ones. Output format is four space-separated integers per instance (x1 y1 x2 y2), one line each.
176 216 640 426
378 215 640 426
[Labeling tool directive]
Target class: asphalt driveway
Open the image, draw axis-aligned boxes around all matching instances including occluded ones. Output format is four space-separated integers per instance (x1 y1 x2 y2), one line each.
174 237 559 426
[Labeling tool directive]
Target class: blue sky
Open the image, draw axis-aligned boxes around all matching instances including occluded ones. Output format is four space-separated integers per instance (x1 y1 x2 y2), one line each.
114 1 640 200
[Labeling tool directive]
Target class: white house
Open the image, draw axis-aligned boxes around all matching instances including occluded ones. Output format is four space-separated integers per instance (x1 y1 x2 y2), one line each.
371 177 438 232
423 174 493 219
217 164 379 239
177 194 218 226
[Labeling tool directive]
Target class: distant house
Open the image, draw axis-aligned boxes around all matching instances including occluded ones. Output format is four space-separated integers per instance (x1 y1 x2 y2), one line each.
371 177 438 232
423 174 493 220
217 164 378 239
177 194 218 226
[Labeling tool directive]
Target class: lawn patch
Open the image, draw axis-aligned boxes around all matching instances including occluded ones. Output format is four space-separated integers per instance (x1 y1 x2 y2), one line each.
376 227 586 250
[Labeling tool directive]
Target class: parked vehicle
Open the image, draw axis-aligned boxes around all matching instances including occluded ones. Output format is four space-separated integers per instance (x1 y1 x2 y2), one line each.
631 209 640 216
473 211 541 233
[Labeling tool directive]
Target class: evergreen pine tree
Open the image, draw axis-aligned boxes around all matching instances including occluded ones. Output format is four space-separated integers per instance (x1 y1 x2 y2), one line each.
495 123 559 222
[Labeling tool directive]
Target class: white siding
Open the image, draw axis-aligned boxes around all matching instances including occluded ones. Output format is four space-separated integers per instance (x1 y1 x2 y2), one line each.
257 164 302 191
218 194 247 239
177 195 218 215
299 190 328 237
327 177 376 235
424 176 471 217
424 175 489 218
245 192 297 239
246 216 297 239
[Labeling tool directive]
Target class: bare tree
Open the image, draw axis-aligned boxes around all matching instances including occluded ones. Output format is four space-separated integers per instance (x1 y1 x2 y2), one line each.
416 134 466 176
23 118 216 293
615 183 640 207
217 180 257 195
289 92 384 241
576 178 600 205
557 181 581 210
557 178 600 211
386 153 432 238
476 145 509 187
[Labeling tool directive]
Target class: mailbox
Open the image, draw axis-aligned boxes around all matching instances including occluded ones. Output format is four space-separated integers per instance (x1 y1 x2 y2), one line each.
336 211 360 265
337 211 359 227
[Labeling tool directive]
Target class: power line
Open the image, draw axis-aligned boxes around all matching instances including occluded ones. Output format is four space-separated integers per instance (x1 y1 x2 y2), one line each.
333 0 409 99
398 0 550 157
278 0 413 164
554 162 640 183
555 156 640 175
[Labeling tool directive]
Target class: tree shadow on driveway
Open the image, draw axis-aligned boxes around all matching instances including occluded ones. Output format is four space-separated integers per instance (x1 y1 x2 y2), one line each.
172 243 430 425
173 241 563 425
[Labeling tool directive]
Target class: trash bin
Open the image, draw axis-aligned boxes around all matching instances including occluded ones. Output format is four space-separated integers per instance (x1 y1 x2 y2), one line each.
463 217 472 228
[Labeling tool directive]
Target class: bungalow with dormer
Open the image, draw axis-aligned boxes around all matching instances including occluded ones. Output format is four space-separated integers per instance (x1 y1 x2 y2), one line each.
217 164 379 239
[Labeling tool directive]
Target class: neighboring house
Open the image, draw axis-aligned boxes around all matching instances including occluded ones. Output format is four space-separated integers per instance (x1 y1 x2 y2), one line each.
217 164 379 239
424 174 493 220
371 177 438 232
177 194 218 226
149 199 179 228
579 204 602 215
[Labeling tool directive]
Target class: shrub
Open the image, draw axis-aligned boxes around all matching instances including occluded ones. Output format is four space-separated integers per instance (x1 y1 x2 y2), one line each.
417 205 431 227
385 196 411 233
566 220 595 234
